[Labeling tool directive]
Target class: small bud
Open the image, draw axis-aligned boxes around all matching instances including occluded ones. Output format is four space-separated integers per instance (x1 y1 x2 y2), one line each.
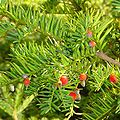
87 30 92 38
57 81 62 88
22 74 28 79
76 94 81 100
75 88 80 95
81 80 86 87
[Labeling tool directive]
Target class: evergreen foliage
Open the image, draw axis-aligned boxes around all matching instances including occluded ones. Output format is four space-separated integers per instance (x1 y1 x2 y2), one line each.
0 0 120 119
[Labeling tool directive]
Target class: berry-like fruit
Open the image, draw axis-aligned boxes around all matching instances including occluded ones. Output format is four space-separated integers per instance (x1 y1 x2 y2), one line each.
60 75 68 86
89 41 96 47
75 89 81 100
109 74 118 83
87 30 92 37
69 92 77 100
79 73 87 81
24 78 30 87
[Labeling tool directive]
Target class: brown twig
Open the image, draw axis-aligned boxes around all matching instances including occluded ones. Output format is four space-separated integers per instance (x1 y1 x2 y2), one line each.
96 51 120 67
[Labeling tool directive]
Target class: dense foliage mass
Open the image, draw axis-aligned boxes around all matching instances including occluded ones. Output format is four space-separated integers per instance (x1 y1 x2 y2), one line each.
0 0 120 120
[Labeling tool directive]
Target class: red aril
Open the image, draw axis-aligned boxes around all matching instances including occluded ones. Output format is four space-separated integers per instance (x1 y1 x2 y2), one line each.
24 78 30 87
109 74 118 83
79 73 87 81
69 92 77 100
89 41 96 47
60 75 68 86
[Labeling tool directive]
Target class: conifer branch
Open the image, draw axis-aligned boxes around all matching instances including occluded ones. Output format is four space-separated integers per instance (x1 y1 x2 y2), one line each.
96 51 120 67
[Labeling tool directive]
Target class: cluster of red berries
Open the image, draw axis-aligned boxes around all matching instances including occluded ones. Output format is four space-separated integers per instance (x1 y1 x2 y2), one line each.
59 73 118 101
22 73 118 100
59 73 87 101
86 29 96 48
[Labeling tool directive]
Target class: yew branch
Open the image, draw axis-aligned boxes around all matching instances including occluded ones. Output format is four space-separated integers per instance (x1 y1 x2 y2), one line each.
96 52 120 67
